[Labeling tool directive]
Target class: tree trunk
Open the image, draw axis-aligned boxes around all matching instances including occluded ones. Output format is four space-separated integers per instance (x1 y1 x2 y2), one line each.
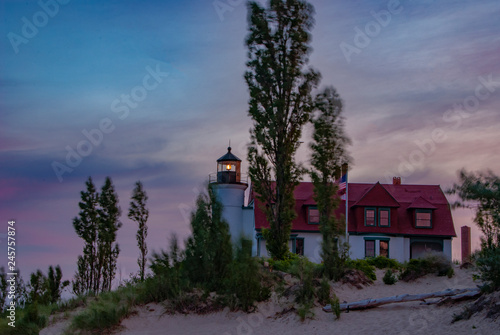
323 288 481 312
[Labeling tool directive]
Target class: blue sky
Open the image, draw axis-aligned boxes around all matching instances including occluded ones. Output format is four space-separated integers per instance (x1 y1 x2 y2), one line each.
1 0 499 287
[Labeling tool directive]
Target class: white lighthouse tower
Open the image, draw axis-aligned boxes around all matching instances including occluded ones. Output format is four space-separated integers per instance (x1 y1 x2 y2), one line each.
210 147 249 243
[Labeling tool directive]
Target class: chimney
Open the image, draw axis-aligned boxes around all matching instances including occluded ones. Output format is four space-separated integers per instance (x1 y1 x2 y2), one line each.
393 177 401 185
461 226 471 263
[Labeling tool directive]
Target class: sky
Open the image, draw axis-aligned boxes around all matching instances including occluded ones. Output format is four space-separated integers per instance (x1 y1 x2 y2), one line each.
1 0 499 289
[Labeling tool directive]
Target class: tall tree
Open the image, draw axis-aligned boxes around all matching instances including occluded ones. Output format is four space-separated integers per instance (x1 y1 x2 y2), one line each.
310 86 351 280
184 184 233 290
72 177 121 294
128 181 149 281
47 265 70 304
72 177 99 294
245 0 320 259
98 177 122 292
449 169 500 249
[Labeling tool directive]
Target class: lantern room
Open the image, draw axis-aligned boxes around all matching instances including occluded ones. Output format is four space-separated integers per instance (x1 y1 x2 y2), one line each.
216 147 242 183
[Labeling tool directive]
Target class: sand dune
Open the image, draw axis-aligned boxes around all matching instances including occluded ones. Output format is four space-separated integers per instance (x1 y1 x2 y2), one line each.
41 266 500 335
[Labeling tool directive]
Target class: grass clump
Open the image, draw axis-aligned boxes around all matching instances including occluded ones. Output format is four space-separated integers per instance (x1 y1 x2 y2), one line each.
366 256 401 269
345 259 376 281
400 251 453 282
383 269 397 285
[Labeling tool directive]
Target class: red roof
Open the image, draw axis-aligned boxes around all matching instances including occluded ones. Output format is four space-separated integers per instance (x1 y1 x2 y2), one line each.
254 182 456 237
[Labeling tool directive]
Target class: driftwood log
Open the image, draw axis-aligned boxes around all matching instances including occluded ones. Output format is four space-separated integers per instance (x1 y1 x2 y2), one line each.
323 288 481 313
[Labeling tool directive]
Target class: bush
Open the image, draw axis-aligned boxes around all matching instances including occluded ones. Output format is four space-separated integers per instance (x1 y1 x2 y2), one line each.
268 252 300 272
317 277 331 305
400 251 453 281
383 269 397 285
225 238 269 312
345 259 376 281
291 257 316 305
330 293 341 319
475 246 500 292
366 256 401 269
70 290 132 331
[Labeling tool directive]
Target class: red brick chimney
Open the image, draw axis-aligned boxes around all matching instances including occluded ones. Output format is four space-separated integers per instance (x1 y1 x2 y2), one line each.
393 177 401 185
461 225 471 263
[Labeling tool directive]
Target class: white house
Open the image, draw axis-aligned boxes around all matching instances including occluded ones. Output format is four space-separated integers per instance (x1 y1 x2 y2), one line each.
211 147 456 262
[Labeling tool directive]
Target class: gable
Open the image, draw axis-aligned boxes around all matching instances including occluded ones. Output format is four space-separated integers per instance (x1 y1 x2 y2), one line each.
353 182 400 208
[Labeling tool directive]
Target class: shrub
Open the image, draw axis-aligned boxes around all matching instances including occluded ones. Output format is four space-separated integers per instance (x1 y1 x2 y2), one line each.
475 246 500 292
317 277 331 305
268 252 300 272
345 259 376 281
330 293 341 319
383 269 397 285
225 238 269 312
70 290 132 331
366 256 401 269
399 251 453 281
291 257 316 305
297 301 314 322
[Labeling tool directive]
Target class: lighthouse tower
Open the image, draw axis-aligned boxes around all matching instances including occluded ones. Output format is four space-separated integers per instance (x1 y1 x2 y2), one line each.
210 147 248 242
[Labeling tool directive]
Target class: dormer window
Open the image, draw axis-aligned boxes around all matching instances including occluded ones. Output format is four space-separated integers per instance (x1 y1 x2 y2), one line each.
365 207 391 227
308 206 320 224
365 208 376 226
415 209 432 228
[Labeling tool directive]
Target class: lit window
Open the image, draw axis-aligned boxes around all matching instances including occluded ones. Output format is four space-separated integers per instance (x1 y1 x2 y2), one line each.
365 240 375 257
308 207 320 224
380 240 389 257
416 210 432 228
365 208 376 226
379 209 390 227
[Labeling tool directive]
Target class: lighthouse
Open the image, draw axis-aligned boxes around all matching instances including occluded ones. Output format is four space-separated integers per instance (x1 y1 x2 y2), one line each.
210 147 250 243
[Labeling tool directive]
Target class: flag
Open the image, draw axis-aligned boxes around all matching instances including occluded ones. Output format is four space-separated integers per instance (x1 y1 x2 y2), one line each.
338 173 347 193
338 168 347 200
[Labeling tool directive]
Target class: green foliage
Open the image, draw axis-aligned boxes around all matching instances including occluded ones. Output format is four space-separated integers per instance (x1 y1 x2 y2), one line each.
399 252 453 281
449 169 500 291
184 184 233 291
225 238 269 312
72 177 122 295
267 252 300 272
330 293 341 319
128 180 149 282
11 302 48 335
310 86 351 280
316 277 331 306
297 301 314 322
0 267 7 313
366 256 401 270
383 269 397 285
448 169 500 249
47 265 70 304
291 257 316 305
245 0 319 260
345 259 376 281
70 290 131 332
475 246 500 292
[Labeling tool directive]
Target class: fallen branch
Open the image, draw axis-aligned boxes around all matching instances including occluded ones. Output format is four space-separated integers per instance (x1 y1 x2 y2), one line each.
323 288 481 312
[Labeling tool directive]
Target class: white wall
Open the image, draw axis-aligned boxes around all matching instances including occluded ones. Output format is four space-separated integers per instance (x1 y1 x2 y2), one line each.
348 236 407 262
443 239 452 260
212 183 247 244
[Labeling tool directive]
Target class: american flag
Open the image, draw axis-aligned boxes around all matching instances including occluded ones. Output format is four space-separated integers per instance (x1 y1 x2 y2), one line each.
338 173 347 192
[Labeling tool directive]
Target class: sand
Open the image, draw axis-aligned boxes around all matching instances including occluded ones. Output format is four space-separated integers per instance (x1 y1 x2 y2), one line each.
41 266 500 335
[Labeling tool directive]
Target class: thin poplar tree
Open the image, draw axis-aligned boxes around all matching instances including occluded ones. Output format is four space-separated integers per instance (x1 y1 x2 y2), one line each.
128 181 149 281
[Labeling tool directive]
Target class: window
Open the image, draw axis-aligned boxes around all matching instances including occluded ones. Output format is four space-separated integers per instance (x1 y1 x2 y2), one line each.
379 240 389 257
365 240 375 257
293 238 304 255
379 208 390 227
308 207 320 224
415 209 432 228
365 208 376 226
